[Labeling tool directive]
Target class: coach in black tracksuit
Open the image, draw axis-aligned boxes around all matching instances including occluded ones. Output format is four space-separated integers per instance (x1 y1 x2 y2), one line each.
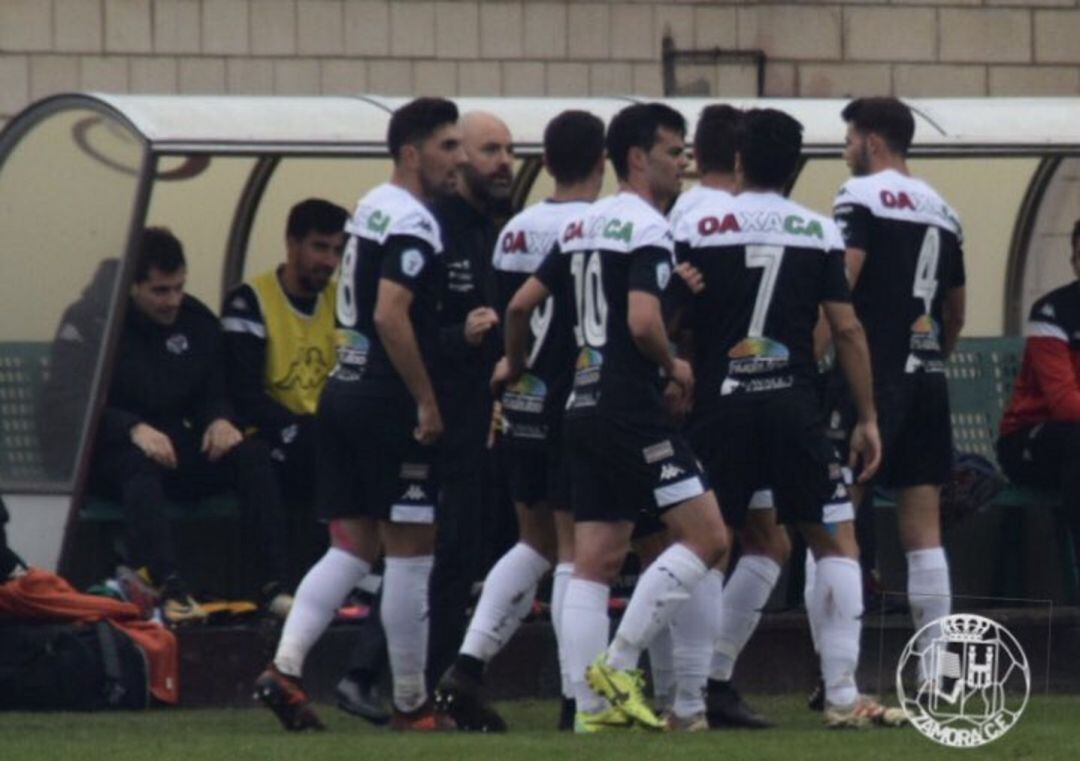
425 111 514 687
85 229 288 610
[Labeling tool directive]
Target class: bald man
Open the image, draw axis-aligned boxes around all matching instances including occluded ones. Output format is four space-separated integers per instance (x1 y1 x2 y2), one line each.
424 111 516 687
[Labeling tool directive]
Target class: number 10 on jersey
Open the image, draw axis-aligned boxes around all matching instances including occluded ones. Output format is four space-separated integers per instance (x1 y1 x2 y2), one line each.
571 251 608 348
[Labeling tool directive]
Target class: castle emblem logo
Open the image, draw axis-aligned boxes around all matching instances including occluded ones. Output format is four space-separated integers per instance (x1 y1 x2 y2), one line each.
896 614 1029 748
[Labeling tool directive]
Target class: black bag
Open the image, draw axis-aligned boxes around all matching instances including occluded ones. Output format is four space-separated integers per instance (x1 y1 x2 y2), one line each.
0 620 149 710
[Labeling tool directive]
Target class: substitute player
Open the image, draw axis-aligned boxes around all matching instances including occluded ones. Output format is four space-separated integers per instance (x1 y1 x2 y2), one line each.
675 107 904 728
833 97 965 662
496 103 729 733
435 110 606 732
255 97 466 732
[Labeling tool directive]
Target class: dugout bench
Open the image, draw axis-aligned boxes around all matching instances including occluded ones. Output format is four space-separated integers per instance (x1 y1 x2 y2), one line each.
2 337 1077 600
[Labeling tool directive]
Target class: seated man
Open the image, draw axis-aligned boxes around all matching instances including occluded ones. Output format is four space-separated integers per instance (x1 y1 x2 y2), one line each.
222 199 348 563
998 219 1080 564
86 228 289 624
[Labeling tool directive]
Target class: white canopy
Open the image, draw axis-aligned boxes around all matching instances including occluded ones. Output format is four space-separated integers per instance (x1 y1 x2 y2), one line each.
30 93 1079 155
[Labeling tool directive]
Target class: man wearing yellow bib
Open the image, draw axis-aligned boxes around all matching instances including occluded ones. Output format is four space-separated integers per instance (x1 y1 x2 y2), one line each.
223 199 349 606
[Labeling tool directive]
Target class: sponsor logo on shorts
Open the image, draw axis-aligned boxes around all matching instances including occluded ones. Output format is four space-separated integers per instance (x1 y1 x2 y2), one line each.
400 462 430 481
642 440 675 464
896 614 1029 748
659 463 685 481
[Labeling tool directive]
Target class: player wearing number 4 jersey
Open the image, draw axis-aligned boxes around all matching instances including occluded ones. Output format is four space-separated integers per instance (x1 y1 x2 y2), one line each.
832 97 965 669
496 103 729 733
435 110 606 732
255 98 466 733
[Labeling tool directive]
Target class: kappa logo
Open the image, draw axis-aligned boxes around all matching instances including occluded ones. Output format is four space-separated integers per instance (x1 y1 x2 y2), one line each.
402 485 427 502
1040 303 1056 318
659 463 685 481
166 333 189 355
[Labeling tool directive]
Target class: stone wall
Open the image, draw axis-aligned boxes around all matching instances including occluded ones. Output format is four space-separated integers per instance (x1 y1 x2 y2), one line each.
2 0 1079 126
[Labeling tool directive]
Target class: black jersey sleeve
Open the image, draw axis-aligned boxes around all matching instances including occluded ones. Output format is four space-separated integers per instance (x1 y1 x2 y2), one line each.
820 248 852 304
534 247 568 293
495 270 529 318
628 246 674 298
833 202 873 252
380 235 437 292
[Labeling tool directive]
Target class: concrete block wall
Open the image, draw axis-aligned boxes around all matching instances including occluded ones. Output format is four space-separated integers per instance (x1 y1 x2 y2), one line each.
1 0 1079 126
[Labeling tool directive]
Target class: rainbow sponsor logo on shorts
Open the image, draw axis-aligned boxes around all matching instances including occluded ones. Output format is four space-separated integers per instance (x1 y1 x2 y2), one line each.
574 347 603 385
503 372 548 415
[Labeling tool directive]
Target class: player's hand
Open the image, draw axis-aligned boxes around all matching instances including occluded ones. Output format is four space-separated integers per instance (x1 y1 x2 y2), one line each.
669 357 694 399
131 423 178 469
675 262 705 294
487 400 505 449
415 398 444 445
848 419 882 483
662 380 693 421
490 355 520 396
202 418 243 462
464 307 500 347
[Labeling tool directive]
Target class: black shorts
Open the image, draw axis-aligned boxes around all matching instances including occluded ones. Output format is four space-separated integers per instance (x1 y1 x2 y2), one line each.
315 388 438 524
501 436 570 509
563 414 708 524
689 388 851 527
865 374 953 488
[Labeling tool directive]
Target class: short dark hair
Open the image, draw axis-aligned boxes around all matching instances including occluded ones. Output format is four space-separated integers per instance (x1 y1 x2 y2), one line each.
737 108 803 190
841 97 915 156
135 227 185 283
694 104 741 175
544 110 605 185
387 97 459 161
286 198 349 240
606 103 687 181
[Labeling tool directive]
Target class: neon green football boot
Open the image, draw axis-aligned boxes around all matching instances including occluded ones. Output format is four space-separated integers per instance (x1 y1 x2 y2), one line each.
585 654 666 731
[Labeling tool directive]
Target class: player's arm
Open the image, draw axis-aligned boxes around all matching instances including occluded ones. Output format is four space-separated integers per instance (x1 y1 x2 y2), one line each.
941 285 966 358
495 276 551 390
833 198 871 289
628 247 693 394
823 300 880 481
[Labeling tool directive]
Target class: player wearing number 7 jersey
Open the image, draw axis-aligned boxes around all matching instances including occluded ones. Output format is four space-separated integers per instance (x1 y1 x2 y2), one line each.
833 97 966 667
495 103 729 733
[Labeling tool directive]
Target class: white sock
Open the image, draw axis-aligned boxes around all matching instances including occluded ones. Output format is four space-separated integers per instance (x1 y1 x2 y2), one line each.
274 547 370 677
804 552 822 655
382 555 434 713
607 543 708 671
672 568 723 717
562 578 611 714
552 562 575 700
907 547 951 655
815 556 863 708
461 542 551 662
648 626 675 712
711 556 780 682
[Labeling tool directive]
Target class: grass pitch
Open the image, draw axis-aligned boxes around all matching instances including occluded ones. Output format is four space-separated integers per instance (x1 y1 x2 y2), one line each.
1 694 1076 761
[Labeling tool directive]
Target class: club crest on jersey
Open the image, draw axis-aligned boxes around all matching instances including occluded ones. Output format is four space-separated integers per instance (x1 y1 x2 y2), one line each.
656 261 672 289
697 212 824 240
401 248 425 277
166 333 189 355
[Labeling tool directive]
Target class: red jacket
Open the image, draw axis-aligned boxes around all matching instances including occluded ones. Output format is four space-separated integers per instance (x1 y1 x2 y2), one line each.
0 569 179 704
1001 282 1080 437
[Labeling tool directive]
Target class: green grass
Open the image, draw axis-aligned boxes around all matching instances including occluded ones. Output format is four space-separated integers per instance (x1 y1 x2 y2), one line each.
0 695 1076 761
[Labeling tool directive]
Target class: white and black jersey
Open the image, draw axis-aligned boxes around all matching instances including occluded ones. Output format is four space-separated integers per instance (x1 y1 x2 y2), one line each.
329 183 444 398
833 169 965 383
493 199 589 444
536 192 678 427
674 191 850 416
668 184 734 232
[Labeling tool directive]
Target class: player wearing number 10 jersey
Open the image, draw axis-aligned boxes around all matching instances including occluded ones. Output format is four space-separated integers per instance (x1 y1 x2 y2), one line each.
498 103 728 732
834 97 966 673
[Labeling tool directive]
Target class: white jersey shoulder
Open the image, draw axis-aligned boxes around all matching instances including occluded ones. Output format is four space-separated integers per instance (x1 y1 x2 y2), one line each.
833 169 962 240
493 199 591 274
559 192 674 256
669 185 734 232
679 190 844 252
346 183 443 254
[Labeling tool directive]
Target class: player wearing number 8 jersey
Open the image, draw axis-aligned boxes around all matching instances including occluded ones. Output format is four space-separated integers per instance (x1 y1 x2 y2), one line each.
496 103 729 732
833 97 966 669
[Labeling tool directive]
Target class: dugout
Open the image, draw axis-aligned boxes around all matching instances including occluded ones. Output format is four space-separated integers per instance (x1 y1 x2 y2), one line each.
0 94 1078 591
